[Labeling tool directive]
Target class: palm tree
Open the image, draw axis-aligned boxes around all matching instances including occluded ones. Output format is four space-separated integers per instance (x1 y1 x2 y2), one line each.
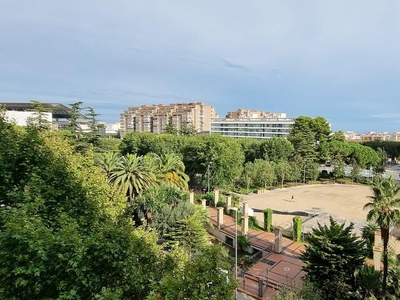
364 175 400 297
95 151 121 181
111 154 156 202
159 153 189 190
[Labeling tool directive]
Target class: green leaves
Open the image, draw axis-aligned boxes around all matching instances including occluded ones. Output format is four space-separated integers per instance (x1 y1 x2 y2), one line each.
300 217 367 299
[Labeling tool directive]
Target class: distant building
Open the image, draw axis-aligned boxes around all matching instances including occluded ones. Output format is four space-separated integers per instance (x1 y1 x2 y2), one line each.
119 102 218 137
210 109 295 139
345 131 400 142
1 102 71 129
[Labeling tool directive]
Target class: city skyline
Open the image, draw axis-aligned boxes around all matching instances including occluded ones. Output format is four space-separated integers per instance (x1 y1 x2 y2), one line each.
1 1 400 133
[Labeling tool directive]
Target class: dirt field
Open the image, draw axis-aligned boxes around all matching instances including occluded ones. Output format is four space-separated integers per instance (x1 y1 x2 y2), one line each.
243 184 372 229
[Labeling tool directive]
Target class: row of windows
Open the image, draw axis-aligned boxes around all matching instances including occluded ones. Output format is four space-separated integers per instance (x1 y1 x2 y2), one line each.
211 123 291 128
212 128 289 133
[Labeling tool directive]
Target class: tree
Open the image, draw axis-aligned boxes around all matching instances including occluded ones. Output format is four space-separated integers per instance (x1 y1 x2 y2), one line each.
274 160 291 188
261 137 294 162
148 245 236 300
95 151 121 180
180 121 195 135
361 222 379 259
253 159 275 189
68 101 84 139
165 116 178 135
288 116 318 161
330 130 346 142
85 106 101 145
276 279 322 300
28 100 52 130
364 176 400 298
182 135 244 189
354 265 382 299
243 161 256 193
111 154 156 202
300 217 367 299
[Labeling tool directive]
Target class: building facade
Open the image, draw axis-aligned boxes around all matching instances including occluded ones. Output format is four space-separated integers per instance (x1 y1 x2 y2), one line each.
120 102 218 137
211 109 295 139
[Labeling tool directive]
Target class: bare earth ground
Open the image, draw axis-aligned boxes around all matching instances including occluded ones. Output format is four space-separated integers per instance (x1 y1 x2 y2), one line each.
243 183 372 229
243 184 400 254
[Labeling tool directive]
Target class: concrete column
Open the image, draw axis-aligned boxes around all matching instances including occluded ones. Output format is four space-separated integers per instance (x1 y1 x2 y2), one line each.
373 246 381 271
274 227 282 253
242 215 249 236
217 207 224 229
189 191 194 204
243 202 249 217
374 231 382 247
214 189 219 207
225 195 232 213
201 199 207 209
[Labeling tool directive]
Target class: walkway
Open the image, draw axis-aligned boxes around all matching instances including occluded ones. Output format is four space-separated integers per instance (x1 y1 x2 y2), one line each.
207 207 306 299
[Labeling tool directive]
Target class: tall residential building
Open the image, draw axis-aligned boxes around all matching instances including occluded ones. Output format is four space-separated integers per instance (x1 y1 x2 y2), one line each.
211 109 295 139
120 102 218 137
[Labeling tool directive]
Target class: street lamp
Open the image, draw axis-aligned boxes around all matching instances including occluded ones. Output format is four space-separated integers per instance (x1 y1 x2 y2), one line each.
229 206 238 299
207 161 212 193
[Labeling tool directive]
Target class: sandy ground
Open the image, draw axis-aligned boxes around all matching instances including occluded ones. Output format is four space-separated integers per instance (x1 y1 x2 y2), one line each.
243 184 372 229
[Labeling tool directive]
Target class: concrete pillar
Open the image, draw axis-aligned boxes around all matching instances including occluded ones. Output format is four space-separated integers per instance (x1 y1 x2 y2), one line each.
217 207 224 229
189 191 194 204
373 246 381 271
374 231 382 247
201 199 207 209
243 202 249 217
242 215 249 236
225 195 232 213
214 189 219 207
274 227 282 253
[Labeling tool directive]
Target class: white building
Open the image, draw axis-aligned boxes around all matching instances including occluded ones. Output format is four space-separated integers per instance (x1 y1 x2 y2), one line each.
211 109 295 139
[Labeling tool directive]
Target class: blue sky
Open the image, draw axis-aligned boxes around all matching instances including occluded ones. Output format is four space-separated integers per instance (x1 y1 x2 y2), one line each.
1 1 400 133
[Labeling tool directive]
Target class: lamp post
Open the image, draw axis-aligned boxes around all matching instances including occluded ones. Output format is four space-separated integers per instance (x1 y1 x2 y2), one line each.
229 206 238 299
207 161 212 193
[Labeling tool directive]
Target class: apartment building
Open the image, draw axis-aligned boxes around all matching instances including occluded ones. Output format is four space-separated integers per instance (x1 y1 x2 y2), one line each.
211 109 295 139
120 102 218 137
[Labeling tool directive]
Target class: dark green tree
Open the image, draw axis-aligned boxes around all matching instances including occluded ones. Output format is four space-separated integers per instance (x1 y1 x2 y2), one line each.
300 217 367 299
28 100 52 130
68 101 84 139
364 176 400 298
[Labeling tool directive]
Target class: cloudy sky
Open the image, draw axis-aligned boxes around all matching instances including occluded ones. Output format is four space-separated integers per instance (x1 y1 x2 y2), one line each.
1 1 400 132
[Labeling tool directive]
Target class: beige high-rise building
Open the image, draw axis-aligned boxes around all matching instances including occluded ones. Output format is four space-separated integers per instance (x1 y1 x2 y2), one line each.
120 102 218 137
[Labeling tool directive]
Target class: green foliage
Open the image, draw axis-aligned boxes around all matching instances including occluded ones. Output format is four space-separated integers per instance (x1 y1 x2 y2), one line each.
28 100 52 130
276 279 323 300
364 175 400 297
361 222 379 259
261 137 294 162
0 121 236 299
274 160 291 188
300 216 367 299
363 140 400 161
237 234 251 252
165 116 178 135
264 208 273 232
148 245 236 300
292 216 302 242
164 205 210 251
332 159 346 180
354 265 382 299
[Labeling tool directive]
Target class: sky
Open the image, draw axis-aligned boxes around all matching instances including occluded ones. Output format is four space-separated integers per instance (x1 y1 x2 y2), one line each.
1 1 400 133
